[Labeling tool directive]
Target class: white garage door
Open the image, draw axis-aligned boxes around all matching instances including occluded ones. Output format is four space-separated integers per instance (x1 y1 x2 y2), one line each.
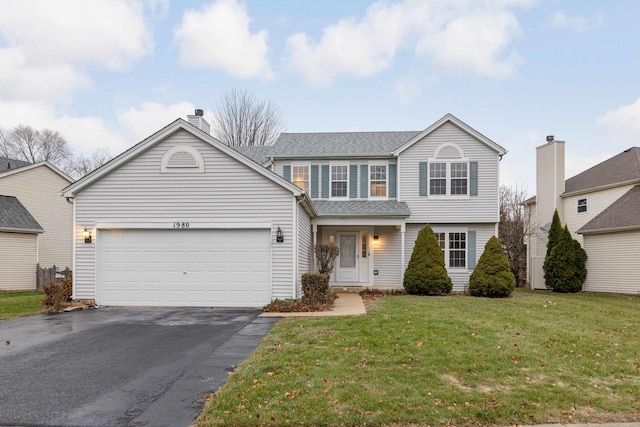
97 229 271 307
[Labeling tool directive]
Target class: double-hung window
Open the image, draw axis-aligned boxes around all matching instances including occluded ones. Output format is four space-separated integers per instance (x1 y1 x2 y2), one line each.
292 165 309 192
429 162 468 196
577 198 587 213
331 165 348 197
370 164 387 198
434 231 466 268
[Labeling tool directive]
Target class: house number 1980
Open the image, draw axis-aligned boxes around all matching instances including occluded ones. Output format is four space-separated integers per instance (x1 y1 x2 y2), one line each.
173 222 190 228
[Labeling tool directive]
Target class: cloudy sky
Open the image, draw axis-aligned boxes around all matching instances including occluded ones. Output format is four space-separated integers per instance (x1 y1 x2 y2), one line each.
1 0 639 194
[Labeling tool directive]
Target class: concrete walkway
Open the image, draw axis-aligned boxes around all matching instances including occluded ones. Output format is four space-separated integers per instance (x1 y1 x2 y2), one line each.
260 293 366 317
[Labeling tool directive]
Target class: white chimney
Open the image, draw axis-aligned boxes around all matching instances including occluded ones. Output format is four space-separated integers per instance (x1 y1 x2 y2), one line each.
187 109 211 135
536 136 565 227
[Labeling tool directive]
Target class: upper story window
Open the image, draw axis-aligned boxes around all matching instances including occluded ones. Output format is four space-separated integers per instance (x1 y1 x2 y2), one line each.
370 164 387 197
428 144 468 196
292 165 309 192
577 198 587 213
331 165 348 197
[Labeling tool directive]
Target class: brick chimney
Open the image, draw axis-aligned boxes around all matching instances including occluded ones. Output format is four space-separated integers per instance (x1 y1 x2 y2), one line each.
187 109 211 135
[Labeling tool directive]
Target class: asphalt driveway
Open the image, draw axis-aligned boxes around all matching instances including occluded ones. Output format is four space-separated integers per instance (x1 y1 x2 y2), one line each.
0 307 279 427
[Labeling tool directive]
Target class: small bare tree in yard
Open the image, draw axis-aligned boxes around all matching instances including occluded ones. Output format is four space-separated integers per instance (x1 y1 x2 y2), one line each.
315 243 340 275
211 88 285 146
0 125 72 167
499 185 535 287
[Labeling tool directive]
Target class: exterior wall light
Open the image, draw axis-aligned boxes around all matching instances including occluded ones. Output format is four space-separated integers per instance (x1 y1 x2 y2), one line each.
373 235 379 247
276 226 284 243
83 228 92 243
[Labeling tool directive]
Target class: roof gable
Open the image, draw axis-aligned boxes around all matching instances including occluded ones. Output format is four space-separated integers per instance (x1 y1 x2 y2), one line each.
393 113 507 156
62 119 306 199
578 185 640 234
0 161 73 183
0 195 43 233
565 147 640 194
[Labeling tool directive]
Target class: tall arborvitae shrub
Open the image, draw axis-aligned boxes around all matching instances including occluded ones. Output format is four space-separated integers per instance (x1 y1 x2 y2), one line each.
469 236 516 298
544 226 587 293
543 209 563 287
403 224 452 295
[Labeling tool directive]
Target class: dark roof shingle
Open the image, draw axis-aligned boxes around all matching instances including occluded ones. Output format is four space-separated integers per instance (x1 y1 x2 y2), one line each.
0 157 30 174
0 195 43 233
312 200 410 217
578 185 640 234
565 147 640 193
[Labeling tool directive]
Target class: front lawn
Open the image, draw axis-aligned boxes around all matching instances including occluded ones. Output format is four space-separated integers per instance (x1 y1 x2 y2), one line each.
0 291 44 320
197 290 640 426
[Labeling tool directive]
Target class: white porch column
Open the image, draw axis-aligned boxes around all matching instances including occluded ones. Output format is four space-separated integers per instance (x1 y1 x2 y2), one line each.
312 223 318 273
400 222 406 280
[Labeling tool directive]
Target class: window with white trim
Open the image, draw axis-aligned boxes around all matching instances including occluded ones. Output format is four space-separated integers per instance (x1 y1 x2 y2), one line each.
331 165 348 197
577 198 587 213
292 165 309 192
370 164 387 197
429 162 468 195
434 231 466 268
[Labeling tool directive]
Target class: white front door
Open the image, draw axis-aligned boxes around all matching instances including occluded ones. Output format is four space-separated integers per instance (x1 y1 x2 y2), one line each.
336 232 358 282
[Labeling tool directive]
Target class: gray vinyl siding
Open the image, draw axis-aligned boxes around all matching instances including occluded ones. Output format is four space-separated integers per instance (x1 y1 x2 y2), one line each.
0 232 37 290
404 223 495 291
372 226 402 285
0 165 72 269
399 122 500 223
74 129 296 301
297 202 313 296
582 231 640 294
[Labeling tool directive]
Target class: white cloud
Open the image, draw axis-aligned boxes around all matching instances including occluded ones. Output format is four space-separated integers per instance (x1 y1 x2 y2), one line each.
549 10 601 32
597 98 640 145
174 0 273 79
286 2 407 84
285 0 526 84
0 101 126 155
416 11 522 78
118 101 203 141
0 0 153 102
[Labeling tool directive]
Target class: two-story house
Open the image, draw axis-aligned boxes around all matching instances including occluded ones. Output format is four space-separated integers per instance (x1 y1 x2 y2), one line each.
62 111 506 307
526 139 640 294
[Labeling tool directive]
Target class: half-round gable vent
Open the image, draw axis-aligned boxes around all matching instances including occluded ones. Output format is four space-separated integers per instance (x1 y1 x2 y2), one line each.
168 151 198 168
437 146 462 158
161 146 204 173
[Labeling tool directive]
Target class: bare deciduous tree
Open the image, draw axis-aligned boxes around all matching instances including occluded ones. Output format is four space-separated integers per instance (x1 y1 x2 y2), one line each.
0 125 72 166
314 243 340 275
499 185 535 287
66 148 114 179
211 88 285 146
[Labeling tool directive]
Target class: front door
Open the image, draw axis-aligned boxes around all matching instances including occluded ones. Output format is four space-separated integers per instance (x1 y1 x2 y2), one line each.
336 232 358 282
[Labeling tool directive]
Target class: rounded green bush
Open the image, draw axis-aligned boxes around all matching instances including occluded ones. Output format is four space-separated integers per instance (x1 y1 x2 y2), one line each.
403 224 452 296
544 226 587 293
469 235 515 298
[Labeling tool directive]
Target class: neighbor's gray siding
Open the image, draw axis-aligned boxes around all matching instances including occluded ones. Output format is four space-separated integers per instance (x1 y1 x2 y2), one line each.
0 232 37 290
582 231 640 294
399 122 500 223
0 165 72 269
404 223 496 291
297 202 313 296
74 129 296 301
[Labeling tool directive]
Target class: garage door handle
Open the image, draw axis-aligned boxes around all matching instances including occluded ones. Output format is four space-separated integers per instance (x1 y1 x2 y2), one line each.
183 271 187 274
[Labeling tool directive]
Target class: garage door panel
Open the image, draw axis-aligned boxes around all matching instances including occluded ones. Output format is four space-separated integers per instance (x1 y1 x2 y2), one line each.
98 229 271 307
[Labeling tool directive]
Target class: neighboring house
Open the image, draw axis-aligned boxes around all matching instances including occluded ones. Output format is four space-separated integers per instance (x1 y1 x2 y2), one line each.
526 140 640 294
0 162 74 274
0 156 30 173
62 111 506 307
0 195 44 290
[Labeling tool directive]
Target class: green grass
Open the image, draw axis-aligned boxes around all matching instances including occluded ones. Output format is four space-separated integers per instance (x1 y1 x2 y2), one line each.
0 291 44 320
197 290 640 426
